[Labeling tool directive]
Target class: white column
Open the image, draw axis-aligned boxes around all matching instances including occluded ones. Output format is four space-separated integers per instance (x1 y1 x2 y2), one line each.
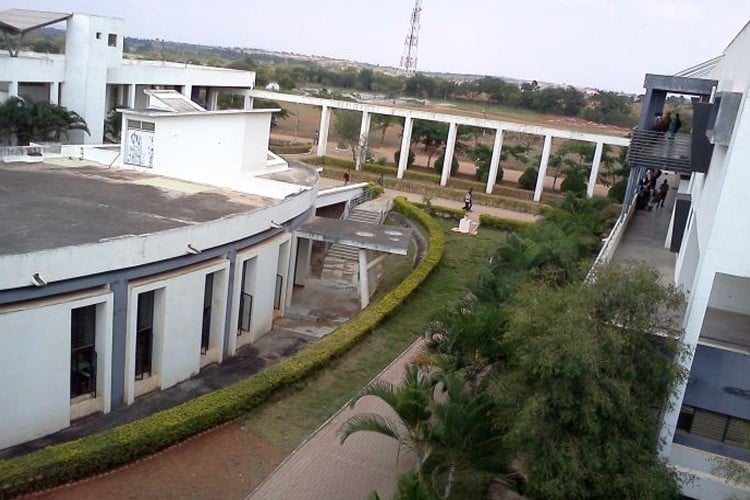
397 116 414 179
8 81 18 98
534 135 553 202
207 89 219 110
355 111 372 171
358 249 369 310
658 269 713 458
182 84 192 100
587 142 604 198
486 129 504 194
440 122 459 187
127 84 136 109
49 81 59 104
243 93 253 110
316 105 331 157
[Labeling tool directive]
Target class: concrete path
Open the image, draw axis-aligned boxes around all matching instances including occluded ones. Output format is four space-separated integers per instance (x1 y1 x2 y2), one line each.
249 340 424 500
317 176 538 223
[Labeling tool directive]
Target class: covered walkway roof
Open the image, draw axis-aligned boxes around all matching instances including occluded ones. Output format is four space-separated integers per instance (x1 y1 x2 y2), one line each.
0 9 70 35
296 216 411 255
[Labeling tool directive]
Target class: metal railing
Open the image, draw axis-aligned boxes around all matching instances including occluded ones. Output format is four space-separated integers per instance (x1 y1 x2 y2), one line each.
627 129 692 173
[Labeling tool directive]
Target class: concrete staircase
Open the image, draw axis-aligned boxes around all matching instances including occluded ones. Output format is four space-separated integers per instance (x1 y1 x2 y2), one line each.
321 204 386 282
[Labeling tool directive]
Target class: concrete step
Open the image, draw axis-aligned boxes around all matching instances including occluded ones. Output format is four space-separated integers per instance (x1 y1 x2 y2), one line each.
347 208 382 225
327 244 358 260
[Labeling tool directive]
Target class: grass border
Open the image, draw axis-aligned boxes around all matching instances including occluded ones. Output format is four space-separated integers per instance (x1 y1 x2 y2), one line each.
0 198 444 498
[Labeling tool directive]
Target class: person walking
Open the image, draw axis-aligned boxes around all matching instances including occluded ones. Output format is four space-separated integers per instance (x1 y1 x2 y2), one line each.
657 179 669 208
463 188 473 212
375 173 384 188
668 113 682 137
342 169 351 185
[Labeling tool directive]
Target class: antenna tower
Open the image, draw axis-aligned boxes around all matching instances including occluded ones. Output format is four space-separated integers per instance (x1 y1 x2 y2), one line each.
399 0 422 77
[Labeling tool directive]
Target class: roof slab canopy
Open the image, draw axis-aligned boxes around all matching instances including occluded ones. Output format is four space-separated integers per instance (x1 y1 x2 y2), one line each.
0 8 71 57
296 216 412 255
643 73 718 96
0 9 70 35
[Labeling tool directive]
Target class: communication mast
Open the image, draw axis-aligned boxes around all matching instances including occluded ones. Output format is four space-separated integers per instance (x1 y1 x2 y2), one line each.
399 0 422 77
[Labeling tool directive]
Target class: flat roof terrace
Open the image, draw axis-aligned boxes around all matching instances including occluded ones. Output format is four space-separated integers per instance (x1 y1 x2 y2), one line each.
0 161 272 255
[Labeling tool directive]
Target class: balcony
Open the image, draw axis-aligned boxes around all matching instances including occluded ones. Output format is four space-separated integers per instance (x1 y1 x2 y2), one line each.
627 129 692 173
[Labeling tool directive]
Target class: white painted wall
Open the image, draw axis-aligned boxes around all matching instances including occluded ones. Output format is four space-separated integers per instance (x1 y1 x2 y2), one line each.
707 273 750 314
670 444 750 500
108 61 254 88
62 14 124 144
121 110 274 179
230 233 290 351
0 291 112 449
124 261 229 402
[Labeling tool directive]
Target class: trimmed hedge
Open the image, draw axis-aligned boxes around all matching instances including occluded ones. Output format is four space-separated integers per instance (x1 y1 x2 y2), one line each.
306 155 563 204
413 202 466 220
270 144 311 154
479 213 533 232
0 198 444 498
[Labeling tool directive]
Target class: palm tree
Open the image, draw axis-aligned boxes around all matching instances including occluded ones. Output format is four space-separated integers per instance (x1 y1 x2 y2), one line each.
339 365 434 476
0 97 89 145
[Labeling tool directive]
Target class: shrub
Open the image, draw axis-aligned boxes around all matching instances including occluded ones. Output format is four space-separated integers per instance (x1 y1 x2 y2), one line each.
394 149 416 167
518 167 538 190
560 170 587 195
0 198 444 498
608 179 627 203
433 152 459 175
376 156 388 166
479 214 533 232
475 164 504 184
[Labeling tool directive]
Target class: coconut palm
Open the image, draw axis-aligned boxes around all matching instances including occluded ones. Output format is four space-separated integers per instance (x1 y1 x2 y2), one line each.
0 97 89 145
339 364 434 477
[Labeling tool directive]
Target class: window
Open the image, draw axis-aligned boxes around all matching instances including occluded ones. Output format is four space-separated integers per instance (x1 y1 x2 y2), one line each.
135 291 155 379
96 32 102 40
108 33 117 47
201 273 214 354
274 274 283 310
71 305 97 398
678 405 750 449
237 259 255 335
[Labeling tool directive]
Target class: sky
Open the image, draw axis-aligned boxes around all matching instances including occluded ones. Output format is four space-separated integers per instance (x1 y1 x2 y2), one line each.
7 0 750 93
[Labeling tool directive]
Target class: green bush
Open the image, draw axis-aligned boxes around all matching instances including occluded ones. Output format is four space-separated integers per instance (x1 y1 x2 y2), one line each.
433 152 459 175
0 198 444 498
560 171 586 195
394 149 416 168
608 179 627 203
479 214 533 232
518 167 538 190
475 164 504 184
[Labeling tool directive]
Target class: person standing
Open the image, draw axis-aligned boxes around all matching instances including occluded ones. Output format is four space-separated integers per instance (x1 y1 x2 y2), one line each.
657 179 669 208
668 113 682 137
375 173 384 188
313 130 319 145
342 169 351 185
463 188 473 212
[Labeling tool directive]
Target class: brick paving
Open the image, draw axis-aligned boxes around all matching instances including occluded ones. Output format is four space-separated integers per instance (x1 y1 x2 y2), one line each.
249 340 424 500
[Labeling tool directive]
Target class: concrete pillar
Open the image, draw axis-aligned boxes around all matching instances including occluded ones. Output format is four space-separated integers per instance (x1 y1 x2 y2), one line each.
587 142 604 198
182 84 192 100
658 268 713 458
49 81 59 104
8 81 18 98
207 89 219 110
486 129 504 194
316 105 331 157
293 237 312 287
397 116 414 179
243 94 253 110
127 84 136 109
355 111 372 171
440 122 459 187
358 248 369 310
534 135 553 202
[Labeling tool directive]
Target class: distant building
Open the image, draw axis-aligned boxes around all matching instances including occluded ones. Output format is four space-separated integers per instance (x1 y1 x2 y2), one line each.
0 8 256 144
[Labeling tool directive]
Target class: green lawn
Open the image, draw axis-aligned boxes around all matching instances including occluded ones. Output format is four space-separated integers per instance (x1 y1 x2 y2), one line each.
242 218 506 451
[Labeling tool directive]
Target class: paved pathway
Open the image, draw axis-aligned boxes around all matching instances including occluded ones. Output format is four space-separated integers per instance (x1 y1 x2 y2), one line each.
317 176 538 223
249 340 423 500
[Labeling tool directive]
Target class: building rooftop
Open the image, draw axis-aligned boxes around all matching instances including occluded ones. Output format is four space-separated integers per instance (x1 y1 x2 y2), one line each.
0 161 272 255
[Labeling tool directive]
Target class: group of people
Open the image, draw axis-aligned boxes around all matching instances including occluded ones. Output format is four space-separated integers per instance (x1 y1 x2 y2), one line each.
637 168 669 210
652 111 683 137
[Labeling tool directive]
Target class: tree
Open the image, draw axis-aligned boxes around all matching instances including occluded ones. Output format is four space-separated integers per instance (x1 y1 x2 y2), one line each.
339 365 434 479
332 109 362 162
0 97 89 145
503 264 685 499
373 114 401 145
412 120 447 167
